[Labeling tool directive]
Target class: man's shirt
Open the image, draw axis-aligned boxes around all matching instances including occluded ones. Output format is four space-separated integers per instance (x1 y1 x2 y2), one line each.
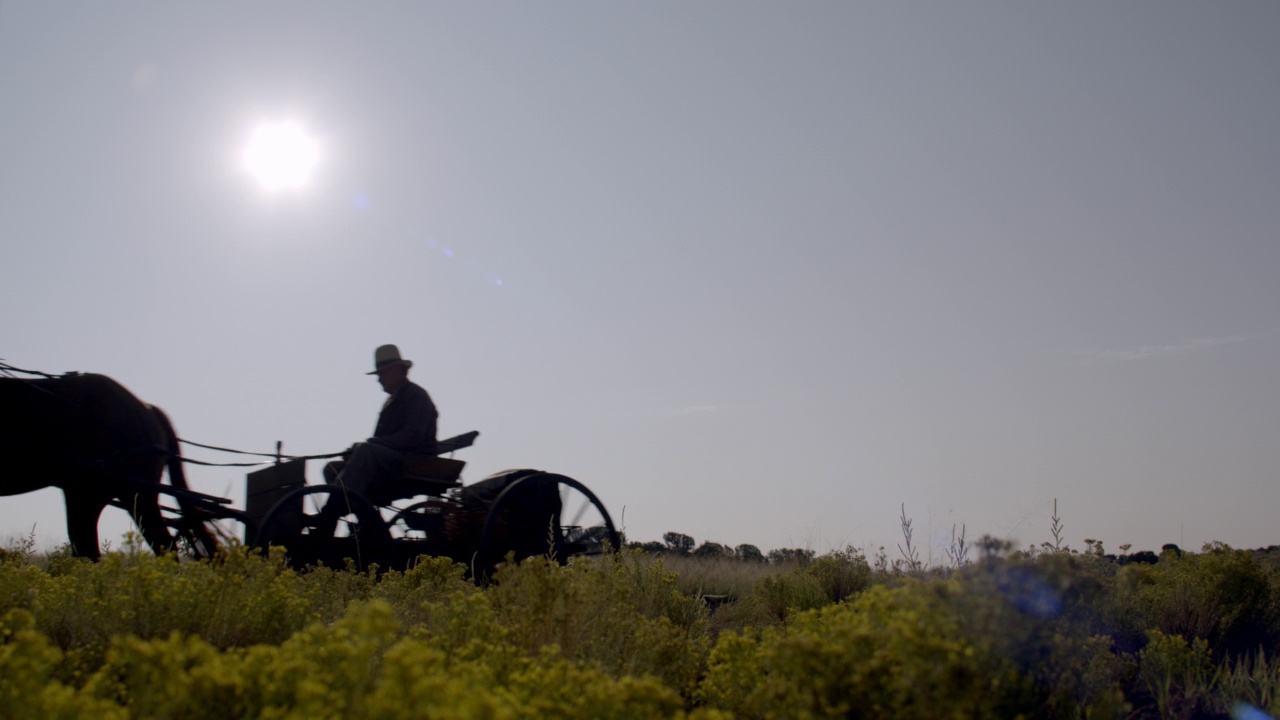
367 380 438 454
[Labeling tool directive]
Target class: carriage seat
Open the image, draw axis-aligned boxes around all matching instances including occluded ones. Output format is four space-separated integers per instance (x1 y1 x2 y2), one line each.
361 431 478 506
405 454 465 483
363 454 464 506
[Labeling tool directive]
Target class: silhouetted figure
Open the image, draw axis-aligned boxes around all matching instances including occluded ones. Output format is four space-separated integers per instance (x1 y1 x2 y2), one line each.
316 345 437 534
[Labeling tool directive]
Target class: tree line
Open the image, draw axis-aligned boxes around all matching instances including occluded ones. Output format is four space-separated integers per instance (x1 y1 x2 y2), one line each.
625 531 816 564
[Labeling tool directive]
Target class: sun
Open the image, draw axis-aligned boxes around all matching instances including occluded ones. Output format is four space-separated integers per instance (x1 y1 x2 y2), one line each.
242 121 320 191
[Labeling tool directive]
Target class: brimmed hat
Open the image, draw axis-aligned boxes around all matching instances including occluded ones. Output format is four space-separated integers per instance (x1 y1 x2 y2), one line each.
368 344 413 374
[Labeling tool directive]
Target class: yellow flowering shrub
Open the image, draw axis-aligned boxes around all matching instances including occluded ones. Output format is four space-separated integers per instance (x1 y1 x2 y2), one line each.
0 609 127 719
487 551 711 694
700 581 1036 719
27 543 315 674
65 601 713 719
3 537 1278 717
371 554 478 627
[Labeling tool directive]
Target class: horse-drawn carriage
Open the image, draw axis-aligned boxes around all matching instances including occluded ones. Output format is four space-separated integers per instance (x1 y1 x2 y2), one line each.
1 367 620 576
240 430 620 573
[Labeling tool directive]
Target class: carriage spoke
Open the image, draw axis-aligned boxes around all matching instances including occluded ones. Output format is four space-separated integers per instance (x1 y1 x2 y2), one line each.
255 485 393 571
569 495 591 528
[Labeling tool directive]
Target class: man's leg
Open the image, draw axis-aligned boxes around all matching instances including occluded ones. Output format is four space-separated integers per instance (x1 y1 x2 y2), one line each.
314 442 404 535
313 460 349 537
322 460 345 485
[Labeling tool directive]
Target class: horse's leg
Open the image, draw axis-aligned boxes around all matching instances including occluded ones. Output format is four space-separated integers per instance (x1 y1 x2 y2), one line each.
122 491 176 556
64 491 105 560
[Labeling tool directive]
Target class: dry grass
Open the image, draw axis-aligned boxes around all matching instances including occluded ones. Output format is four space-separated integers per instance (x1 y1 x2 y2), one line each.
651 554 802 600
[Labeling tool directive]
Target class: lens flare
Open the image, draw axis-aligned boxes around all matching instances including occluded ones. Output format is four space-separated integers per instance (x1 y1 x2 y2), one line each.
1232 702 1274 720
996 567 1063 618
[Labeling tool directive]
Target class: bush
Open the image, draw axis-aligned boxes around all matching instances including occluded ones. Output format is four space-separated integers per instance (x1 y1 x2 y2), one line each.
952 553 1133 718
4 533 1280 717
486 551 710 695
746 569 829 625
369 554 478 627
700 581 1038 719
805 548 872 604
72 601 721 719
17 542 315 677
1117 543 1275 658
0 609 127 719
1137 630 1213 720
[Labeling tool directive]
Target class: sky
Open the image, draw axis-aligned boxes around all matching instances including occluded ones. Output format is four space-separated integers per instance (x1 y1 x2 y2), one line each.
2 2 1278 562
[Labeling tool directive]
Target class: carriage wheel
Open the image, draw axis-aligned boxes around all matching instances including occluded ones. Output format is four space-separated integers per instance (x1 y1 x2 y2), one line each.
254 486 393 571
387 500 448 540
122 477 218 560
160 504 221 559
476 473 619 577
160 490 221 560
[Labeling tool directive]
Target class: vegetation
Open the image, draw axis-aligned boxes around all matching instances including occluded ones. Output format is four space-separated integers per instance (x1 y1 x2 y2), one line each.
3 522 1280 718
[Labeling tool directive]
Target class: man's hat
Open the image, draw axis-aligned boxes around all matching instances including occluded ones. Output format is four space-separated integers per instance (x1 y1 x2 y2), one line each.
368 344 413 374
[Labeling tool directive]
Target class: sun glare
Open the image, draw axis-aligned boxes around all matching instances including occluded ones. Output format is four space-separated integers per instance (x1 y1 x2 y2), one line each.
242 121 320 191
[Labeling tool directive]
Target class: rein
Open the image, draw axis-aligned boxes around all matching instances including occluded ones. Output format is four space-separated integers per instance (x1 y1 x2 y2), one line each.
0 361 66 379
178 439 346 466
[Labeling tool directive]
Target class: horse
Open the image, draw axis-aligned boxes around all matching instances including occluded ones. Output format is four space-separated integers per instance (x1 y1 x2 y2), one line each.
0 371 212 559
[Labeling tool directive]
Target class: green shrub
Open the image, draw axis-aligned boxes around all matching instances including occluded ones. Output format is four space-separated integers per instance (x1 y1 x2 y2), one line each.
951 554 1133 718
4 533 1279 717
1212 649 1280 718
746 569 830 625
805 548 872 604
0 609 128 719
72 601 719 719
700 581 1038 719
487 551 710 695
84 631 249 719
703 563 1138 720
1138 630 1213 720
1118 543 1274 658
659 552 789 601
296 557 380 622
370 554 478 627
0 555 46 613
31 543 315 669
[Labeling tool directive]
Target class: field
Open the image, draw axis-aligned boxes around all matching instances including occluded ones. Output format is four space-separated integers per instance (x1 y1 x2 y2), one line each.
3 532 1280 719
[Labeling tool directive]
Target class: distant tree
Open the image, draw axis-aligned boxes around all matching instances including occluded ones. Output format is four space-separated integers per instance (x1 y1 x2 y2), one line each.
735 544 765 563
978 535 1013 561
693 541 729 559
767 547 815 565
629 540 666 555
663 532 695 556
1120 551 1159 565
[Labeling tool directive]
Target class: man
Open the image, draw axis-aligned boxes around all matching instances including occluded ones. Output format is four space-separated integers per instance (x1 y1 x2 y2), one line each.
317 344 438 531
